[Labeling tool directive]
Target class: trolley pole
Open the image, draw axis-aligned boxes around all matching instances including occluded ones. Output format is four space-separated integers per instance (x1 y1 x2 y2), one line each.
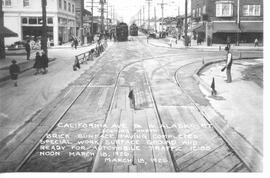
41 0 48 55
154 6 157 32
236 0 240 46
145 0 152 31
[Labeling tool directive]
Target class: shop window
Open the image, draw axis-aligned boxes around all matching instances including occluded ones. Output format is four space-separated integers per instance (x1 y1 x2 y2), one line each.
59 0 62 9
64 1 67 10
23 0 29 7
29 17 37 24
48 17 53 24
68 2 71 12
22 17 28 24
38 17 43 24
5 0 11 6
216 2 233 17
243 5 261 16
202 5 206 14
192 9 196 17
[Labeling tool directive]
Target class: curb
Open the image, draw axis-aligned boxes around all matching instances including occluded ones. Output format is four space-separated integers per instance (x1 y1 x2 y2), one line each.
0 58 56 83
148 40 264 52
186 57 263 172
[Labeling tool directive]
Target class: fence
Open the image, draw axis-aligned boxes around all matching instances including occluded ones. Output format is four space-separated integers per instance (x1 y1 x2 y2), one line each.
75 40 108 64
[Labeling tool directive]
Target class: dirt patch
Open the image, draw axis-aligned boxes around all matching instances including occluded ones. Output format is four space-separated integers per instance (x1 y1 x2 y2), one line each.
241 64 263 88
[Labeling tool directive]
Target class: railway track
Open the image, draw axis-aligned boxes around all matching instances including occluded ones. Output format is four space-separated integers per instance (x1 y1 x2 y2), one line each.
4 37 259 172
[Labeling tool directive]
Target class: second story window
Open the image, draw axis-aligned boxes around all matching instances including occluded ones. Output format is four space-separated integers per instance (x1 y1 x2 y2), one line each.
5 0 11 6
68 2 71 12
243 5 261 16
72 4 75 13
23 0 30 7
216 2 233 17
64 1 67 11
59 0 62 9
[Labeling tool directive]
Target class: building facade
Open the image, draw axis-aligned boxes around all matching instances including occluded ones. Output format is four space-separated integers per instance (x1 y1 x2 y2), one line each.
3 0 76 46
191 0 263 44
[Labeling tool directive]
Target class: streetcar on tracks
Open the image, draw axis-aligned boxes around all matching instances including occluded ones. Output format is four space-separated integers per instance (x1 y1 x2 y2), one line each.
130 23 138 36
116 22 129 41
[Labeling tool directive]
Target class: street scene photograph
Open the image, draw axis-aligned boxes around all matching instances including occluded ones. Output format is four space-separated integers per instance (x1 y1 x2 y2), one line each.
0 0 264 173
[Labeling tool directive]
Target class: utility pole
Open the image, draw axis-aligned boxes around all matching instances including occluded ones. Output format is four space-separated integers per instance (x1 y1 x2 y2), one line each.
80 0 84 45
0 0 5 59
236 0 240 46
143 6 145 28
184 0 188 46
106 0 108 31
91 0 94 40
154 6 157 32
139 9 141 27
158 0 167 32
100 0 105 36
41 0 48 55
145 0 152 31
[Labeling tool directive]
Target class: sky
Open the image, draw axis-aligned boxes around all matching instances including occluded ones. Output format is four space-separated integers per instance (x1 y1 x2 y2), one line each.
84 0 191 24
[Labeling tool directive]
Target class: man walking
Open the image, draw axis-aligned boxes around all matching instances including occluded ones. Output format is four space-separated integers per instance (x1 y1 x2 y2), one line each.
221 47 233 83
25 40 31 60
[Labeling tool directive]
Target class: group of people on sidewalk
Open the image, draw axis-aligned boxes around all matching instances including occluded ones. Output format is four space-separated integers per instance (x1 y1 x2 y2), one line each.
33 51 49 75
8 50 49 87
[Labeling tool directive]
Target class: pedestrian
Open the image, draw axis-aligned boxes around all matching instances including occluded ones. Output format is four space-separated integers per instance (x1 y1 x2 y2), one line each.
169 38 173 47
25 40 31 60
221 47 233 83
74 38 78 49
73 58 80 71
147 35 149 43
41 51 49 74
33 52 42 75
9 60 20 87
254 38 259 47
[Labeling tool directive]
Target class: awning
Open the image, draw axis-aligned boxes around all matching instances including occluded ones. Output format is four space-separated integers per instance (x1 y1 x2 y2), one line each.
189 23 205 32
0 26 18 37
240 22 263 33
213 22 241 33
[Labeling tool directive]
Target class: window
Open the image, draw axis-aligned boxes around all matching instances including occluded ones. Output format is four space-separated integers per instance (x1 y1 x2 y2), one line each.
29 17 38 24
23 0 29 7
64 1 67 10
22 17 28 24
202 5 206 14
216 3 233 17
38 17 43 24
72 4 75 13
243 5 261 16
47 17 53 24
5 0 11 6
59 0 62 9
68 2 71 12
192 9 196 17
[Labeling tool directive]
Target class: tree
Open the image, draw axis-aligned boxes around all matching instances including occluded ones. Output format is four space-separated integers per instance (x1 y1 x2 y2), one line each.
0 0 5 59
41 0 48 55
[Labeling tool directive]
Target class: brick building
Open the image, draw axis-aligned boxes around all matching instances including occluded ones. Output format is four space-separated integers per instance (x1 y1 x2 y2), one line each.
191 0 263 45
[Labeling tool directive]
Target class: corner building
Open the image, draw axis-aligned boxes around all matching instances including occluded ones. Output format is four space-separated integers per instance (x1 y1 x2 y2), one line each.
3 0 76 46
191 0 263 44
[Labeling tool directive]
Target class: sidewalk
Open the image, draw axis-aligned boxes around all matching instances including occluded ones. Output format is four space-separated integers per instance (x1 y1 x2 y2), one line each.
149 37 264 51
0 42 101 82
197 58 263 171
